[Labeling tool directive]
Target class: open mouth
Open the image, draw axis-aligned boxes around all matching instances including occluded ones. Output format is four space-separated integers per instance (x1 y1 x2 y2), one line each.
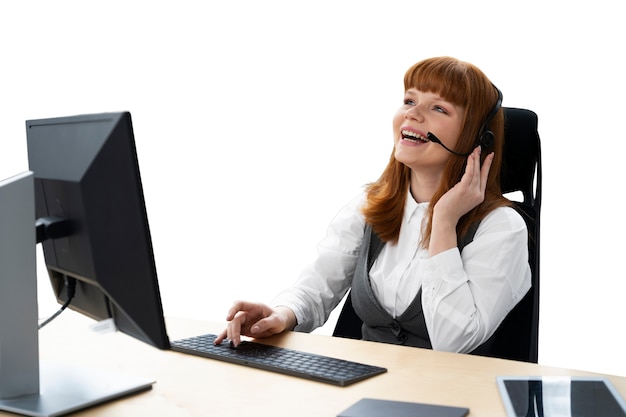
401 129 430 143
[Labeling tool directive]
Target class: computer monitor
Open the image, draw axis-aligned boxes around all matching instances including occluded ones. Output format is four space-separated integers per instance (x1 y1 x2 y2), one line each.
0 171 159 417
0 112 171 417
26 111 170 350
0 172 39 401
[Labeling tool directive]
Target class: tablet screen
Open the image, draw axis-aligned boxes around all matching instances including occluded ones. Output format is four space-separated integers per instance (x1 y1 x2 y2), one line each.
497 376 626 417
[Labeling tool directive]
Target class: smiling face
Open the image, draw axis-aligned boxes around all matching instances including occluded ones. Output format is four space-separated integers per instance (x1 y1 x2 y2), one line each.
393 88 465 175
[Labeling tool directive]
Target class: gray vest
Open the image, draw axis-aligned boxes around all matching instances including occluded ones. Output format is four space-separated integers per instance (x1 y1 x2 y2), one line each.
350 224 478 347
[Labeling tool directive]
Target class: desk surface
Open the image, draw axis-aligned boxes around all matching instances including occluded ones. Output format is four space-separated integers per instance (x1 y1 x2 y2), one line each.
18 312 626 417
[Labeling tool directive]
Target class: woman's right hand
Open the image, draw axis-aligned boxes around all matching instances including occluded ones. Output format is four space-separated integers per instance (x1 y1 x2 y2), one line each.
214 301 297 347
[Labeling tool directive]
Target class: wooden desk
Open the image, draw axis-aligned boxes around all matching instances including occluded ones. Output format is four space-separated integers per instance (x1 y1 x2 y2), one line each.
17 312 626 417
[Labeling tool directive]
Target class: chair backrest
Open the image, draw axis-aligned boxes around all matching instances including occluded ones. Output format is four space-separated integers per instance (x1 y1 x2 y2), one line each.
333 107 542 363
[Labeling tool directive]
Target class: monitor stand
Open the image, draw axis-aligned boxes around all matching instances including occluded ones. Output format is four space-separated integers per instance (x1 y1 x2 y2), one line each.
0 172 154 417
0 362 154 417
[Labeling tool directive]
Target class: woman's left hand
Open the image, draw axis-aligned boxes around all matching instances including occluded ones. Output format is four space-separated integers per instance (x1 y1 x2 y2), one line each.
429 146 494 255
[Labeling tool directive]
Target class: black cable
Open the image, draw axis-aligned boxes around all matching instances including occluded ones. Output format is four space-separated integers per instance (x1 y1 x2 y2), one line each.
38 277 77 329
426 132 473 157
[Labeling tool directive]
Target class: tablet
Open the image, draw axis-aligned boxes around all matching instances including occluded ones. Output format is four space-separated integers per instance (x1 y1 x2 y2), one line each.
497 376 626 417
337 398 469 417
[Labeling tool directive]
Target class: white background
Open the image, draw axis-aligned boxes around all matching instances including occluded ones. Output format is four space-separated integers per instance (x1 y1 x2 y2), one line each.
1 1 625 377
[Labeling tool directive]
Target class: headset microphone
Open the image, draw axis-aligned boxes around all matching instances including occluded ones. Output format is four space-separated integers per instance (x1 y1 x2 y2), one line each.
426 132 473 156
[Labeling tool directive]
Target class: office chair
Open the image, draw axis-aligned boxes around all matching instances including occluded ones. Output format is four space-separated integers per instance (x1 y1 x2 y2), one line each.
332 107 542 363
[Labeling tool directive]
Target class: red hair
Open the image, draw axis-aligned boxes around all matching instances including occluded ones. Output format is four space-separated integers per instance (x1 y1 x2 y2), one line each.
362 56 510 245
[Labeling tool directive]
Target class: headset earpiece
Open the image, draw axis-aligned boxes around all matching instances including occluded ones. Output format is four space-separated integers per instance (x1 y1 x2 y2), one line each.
476 85 503 150
479 130 495 149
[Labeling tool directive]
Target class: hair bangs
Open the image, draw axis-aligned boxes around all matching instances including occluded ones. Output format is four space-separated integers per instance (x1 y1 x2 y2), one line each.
403 57 471 108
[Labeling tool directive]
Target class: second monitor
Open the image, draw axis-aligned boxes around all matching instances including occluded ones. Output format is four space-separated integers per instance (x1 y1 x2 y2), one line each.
26 111 170 349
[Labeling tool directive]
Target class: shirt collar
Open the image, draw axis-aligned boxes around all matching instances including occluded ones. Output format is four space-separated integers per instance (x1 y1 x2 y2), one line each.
404 189 429 223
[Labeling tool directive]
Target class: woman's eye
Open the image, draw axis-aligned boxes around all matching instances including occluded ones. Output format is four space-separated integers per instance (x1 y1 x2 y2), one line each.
403 98 415 106
433 105 447 114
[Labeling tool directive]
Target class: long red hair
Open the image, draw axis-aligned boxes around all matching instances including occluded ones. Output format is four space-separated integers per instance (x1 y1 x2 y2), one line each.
362 56 511 246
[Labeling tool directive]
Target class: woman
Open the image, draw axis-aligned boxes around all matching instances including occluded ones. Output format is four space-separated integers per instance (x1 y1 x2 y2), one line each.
216 56 531 354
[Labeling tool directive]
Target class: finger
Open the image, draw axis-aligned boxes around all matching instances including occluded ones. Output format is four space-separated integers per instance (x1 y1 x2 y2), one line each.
471 146 482 181
224 310 250 347
479 152 495 190
214 329 228 345
248 316 279 336
461 146 481 186
245 321 264 337
225 300 258 321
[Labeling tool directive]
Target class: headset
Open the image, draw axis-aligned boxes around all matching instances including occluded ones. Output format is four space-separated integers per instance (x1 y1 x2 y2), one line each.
426 85 503 157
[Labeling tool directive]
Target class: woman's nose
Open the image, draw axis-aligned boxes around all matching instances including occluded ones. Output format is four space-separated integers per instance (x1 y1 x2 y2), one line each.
405 105 424 121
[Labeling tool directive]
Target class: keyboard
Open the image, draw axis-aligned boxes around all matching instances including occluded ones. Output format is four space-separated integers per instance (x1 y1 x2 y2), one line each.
170 333 387 386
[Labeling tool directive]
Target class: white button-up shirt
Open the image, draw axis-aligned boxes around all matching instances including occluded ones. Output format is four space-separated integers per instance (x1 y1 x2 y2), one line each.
272 192 531 353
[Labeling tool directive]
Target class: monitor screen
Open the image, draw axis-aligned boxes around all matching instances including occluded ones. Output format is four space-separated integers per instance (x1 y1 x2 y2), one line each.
26 111 170 350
